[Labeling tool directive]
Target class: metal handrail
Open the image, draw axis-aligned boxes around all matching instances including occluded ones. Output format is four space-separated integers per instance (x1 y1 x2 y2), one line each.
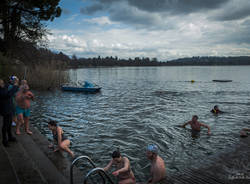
84 168 115 184
70 156 105 184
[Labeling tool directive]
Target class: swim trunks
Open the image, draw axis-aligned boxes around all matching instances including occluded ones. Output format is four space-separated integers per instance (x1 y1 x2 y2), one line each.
16 106 30 117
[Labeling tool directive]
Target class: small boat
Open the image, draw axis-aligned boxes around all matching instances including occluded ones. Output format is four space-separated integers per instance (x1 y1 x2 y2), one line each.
61 81 101 93
212 80 233 82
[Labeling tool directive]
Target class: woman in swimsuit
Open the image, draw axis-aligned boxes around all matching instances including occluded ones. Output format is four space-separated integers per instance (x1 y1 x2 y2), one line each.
103 150 136 184
48 120 74 158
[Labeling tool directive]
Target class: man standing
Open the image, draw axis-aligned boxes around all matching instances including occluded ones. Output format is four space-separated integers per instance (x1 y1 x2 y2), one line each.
0 78 19 147
15 84 34 135
146 144 166 184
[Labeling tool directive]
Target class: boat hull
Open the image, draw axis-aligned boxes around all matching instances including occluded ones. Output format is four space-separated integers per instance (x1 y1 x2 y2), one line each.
212 80 232 82
61 86 101 93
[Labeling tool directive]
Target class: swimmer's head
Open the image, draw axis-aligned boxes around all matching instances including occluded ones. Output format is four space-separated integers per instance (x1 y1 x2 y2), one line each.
20 84 29 92
147 144 158 154
9 75 18 84
112 150 122 163
192 115 198 121
146 144 158 160
48 120 58 130
214 105 218 110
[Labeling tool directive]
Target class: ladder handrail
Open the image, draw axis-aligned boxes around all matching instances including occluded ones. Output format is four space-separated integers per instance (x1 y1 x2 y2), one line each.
84 167 115 184
70 156 105 184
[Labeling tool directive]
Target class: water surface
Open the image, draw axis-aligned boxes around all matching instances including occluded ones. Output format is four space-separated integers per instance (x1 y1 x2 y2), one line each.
30 66 250 181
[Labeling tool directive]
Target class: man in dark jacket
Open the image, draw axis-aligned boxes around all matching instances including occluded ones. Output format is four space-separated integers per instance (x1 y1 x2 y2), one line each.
0 78 19 147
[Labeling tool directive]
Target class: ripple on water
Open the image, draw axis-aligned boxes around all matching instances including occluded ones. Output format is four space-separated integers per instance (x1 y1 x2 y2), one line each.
31 66 250 179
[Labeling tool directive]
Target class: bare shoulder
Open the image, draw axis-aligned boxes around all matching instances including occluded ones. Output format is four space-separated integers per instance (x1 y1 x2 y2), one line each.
123 157 130 163
157 156 166 168
57 126 63 133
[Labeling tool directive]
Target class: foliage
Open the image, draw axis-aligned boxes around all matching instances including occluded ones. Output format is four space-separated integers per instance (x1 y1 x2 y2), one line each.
0 0 61 53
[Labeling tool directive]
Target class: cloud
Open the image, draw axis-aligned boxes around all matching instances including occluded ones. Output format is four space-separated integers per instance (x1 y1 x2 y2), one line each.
81 0 229 15
46 0 250 60
127 0 229 14
83 16 114 25
210 0 250 21
80 3 104 15
47 24 250 61
79 0 231 30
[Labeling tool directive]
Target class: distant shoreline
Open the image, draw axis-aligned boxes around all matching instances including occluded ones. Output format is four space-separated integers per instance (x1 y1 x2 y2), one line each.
68 63 250 69
68 56 250 68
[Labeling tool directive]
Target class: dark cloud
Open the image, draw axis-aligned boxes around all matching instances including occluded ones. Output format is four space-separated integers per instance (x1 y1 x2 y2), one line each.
79 0 230 29
62 8 71 15
80 3 104 15
211 4 250 21
127 0 229 14
80 0 229 15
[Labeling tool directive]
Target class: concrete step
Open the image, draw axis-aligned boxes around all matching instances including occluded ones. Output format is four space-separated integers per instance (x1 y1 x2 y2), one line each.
0 118 68 184
1 133 47 183
29 125 86 184
0 143 20 184
16 130 68 184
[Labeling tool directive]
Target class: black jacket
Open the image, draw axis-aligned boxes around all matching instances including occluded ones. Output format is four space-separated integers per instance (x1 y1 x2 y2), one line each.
0 85 19 116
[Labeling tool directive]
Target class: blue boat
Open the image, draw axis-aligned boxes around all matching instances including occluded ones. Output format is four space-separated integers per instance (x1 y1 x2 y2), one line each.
61 81 101 93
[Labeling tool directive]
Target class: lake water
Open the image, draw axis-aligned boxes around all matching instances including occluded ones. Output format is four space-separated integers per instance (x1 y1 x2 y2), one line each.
30 66 250 181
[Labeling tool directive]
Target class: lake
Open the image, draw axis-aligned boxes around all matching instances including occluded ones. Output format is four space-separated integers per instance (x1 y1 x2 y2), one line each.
30 66 250 181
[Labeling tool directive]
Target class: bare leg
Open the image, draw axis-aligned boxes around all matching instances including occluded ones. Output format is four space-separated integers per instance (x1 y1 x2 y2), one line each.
12 116 17 126
59 139 74 157
16 114 24 135
24 117 32 135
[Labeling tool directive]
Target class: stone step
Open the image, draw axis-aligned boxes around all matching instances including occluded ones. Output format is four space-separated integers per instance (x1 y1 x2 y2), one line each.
1 117 69 184
1 134 47 183
0 143 20 184
16 130 68 184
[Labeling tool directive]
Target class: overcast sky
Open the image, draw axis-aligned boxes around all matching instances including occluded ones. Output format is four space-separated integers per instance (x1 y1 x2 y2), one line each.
46 0 250 60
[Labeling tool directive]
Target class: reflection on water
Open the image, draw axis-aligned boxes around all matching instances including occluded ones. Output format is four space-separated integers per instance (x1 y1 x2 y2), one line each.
30 66 250 181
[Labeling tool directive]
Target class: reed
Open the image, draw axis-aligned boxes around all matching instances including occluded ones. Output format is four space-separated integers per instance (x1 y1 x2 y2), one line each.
0 54 69 90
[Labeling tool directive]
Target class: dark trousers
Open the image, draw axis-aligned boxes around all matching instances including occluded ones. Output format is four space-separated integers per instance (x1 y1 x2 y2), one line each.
1 114 13 142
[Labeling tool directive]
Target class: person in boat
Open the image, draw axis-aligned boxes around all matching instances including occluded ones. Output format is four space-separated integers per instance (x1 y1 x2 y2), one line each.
146 144 166 184
48 120 74 158
211 105 224 114
103 150 136 184
240 128 250 137
181 115 211 135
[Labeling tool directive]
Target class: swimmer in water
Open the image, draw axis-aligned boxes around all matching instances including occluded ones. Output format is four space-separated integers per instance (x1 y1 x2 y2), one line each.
181 115 211 135
211 105 224 114
146 144 166 184
103 150 136 184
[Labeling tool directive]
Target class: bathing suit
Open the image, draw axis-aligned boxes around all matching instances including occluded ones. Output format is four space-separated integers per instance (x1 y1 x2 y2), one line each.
16 106 30 117
116 157 135 181
53 129 68 143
